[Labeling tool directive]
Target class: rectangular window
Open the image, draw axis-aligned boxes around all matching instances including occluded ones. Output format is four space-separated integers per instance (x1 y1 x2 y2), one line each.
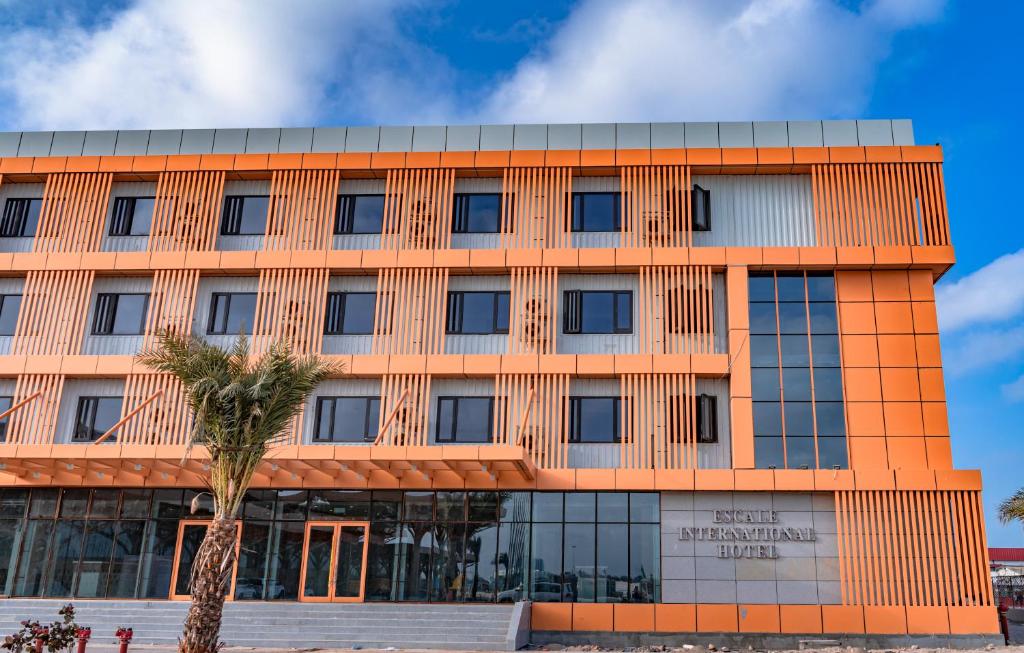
207 292 257 335
335 195 386 234
108 197 155 237
691 184 711 231
314 397 381 443
446 291 510 335
0 395 11 442
92 293 149 336
435 397 495 443
563 290 632 334
452 194 502 233
568 397 621 443
73 397 123 442
324 292 376 335
571 192 621 232
0 198 42 238
666 394 719 444
0 294 21 336
220 196 269 236
749 272 846 470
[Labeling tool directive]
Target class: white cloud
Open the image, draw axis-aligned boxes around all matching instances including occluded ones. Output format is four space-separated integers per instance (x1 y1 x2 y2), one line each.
935 248 1024 332
0 0 453 130
1002 374 1024 403
479 0 945 124
943 325 1024 378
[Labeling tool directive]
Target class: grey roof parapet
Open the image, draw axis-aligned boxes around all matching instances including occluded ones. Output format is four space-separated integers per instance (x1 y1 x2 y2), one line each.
0 120 914 159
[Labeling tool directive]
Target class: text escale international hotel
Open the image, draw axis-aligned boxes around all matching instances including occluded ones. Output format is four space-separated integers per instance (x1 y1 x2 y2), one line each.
0 120 1000 647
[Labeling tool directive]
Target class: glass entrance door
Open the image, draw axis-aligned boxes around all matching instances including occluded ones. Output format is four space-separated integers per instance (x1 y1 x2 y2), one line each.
299 522 369 602
169 520 242 600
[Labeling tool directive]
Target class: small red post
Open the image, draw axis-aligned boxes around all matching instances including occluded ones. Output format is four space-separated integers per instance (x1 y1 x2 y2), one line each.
116 627 133 653
76 627 91 653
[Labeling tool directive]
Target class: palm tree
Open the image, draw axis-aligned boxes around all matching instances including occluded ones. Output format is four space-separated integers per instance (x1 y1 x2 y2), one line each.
999 488 1024 527
138 331 335 653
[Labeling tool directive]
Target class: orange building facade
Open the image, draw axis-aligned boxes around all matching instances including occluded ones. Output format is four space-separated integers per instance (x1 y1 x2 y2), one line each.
0 121 999 642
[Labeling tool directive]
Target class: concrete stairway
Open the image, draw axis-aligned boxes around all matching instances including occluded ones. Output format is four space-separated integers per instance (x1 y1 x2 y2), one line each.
0 600 521 650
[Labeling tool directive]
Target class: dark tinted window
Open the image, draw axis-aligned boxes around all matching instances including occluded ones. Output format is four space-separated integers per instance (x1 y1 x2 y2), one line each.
436 397 494 443
446 291 510 335
0 198 42 238
452 194 501 233
571 192 621 232
207 293 257 335
0 395 11 442
314 397 381 443
568 397 620 443
324 292 376 335
73 397 123 442
220 196 269 236
109 197 154 237
335 195 385 234
92 293 149 335
564 290 632 334
0 294 21 336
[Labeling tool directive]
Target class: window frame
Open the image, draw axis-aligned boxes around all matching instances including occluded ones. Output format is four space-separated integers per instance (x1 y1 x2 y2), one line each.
435 396 496 444
570 192 622 233
313 396 381 443
451 193 503 234
0 293 22 337
323 291 377 336
0 198 42 238
446 290 511 335
563 290 633 335
568 396 622 443
206 292 258 336
220 195 270 236
334 194 387 235
91 293 150 336
691 184 711 232
108 196 155 237
0 395 12 442
72 396 124 443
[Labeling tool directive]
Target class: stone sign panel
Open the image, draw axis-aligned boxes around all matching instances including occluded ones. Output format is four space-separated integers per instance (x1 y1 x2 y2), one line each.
661 492 839 605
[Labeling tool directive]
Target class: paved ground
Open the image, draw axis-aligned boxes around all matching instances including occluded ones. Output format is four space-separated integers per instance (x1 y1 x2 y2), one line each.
80 645 1024 653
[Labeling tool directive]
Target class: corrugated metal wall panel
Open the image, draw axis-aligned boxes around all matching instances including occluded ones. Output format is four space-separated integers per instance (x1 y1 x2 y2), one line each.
427 378 496 445
54 378 125 444
713 272 727 354
322 275 377 355
100 181 156 252
81 276 151 356
445 275 510 355
0 182 44 253
192 276 259 350
557 273 639 354
691 174 816 247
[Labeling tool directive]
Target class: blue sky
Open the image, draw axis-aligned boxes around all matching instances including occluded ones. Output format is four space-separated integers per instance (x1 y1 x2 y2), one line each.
0 0 1020 544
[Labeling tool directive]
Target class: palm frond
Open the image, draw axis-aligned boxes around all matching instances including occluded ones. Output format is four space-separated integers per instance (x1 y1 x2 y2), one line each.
998 488 1024 525
138 329 337 517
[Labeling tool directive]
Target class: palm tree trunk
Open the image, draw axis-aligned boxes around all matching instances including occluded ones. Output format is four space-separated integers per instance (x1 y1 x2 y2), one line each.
179 517 237 653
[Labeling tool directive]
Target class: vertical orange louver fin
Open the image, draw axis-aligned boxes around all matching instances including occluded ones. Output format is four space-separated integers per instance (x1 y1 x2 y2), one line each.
812 163 950 247
508 267 558 355
148 170 226 251
835 489 993 607
371 268 448 355
381 168 454 250
377 374 431 446
638 265 715 354
620 165 692 247
4 374 64 445
501 168 572 249
620 373 700 469
252 268 329 355
264 169 340 250
33 173 113 253
12 270 94 356
118 373 192 446
494 373 569 469
143 269 201 347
